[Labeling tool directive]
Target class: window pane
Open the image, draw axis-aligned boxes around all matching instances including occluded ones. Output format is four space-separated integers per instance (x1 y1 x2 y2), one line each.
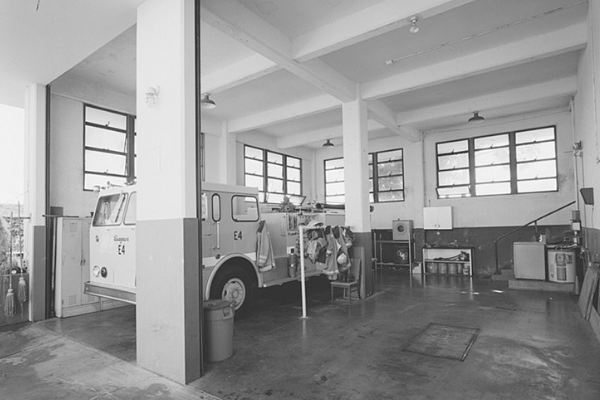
245 158 263 175
474 134 508 149
369 179 373 192
516 142 555 162
326 182 345 196
437 186 470 198
369 193 374 203
475 165 510 183
85 150 126 175
438 153 469 170
378 191 404 202
517 160 557 180
92 193 127 226
267 152 283 164
325 158 343 169
438 169 470 186
212 194 221 221
369 164 373 179
368 154 373 164
287 167 301 182
245 146 263 160
475 148 509 166
85 174 127 191
86 107 127 130
438 140 468 154
517 178 557 193
232 195 259 221
326 169 344 182
266 193 285 204
326 195 345 204
377 161 403 176
516 127 555 144
378 149 402 162
476 182 511 196
267 162 283 177
245 175 263 191
378 176 403 191
287 182 301 195
86 126 127 152
267 178 283 193
124 192 136 225
287 156 301 168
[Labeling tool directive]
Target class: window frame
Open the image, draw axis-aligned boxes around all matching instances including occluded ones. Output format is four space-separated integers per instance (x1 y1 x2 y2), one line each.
436 126 558 199
323 148 405 204
83 104 136 191
244 145 303 204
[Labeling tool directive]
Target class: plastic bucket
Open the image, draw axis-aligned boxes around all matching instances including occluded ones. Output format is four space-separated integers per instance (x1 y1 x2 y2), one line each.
448 263 458 275
438 263 448 274
203 300 235 362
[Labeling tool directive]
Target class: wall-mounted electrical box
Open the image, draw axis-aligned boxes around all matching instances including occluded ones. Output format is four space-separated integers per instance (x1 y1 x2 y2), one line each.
423 206 453 230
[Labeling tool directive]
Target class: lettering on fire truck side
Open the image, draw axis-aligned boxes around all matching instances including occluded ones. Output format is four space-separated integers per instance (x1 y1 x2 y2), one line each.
233 231 243 241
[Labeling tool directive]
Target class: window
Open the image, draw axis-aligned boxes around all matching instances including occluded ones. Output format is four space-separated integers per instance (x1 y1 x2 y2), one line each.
244 145 302 204
93 193 128 226
124 192 136 225
232 195 259 222
324 148 405 204
84 105 136 191
436 126 557 198
324 158 345 204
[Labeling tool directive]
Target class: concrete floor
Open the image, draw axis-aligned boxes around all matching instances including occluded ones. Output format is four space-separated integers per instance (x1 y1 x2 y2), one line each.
2 270 600 399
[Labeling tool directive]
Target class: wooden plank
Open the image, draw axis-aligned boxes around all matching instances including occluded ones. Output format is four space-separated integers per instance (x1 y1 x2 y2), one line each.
578 266 600 320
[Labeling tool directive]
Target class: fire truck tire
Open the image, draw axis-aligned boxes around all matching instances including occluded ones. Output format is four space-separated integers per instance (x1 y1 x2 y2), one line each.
210 266 255 316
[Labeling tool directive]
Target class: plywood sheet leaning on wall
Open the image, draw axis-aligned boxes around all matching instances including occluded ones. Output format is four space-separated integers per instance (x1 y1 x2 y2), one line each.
578 266 600 320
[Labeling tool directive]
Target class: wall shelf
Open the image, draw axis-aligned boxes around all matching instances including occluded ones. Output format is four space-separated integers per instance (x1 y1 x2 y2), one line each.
422 247 473 276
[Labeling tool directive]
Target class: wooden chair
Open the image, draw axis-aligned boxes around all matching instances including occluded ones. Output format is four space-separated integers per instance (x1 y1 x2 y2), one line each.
331 258 361 303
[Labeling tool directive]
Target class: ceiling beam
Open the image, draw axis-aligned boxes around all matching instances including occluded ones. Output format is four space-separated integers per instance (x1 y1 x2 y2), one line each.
361 22 587 100
277 120 384 149
366 99 422 142
396 76 577 125
293 0 477 62
227 94 341 134
200 0 356 102
201 54 279 94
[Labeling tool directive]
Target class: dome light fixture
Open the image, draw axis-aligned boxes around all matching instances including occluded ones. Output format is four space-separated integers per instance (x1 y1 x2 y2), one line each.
322 139 334 147
409 16 420 34
201 93 216 109
468 111 485 123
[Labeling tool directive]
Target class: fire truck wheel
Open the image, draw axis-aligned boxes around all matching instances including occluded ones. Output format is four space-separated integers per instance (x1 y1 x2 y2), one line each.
210 266 255 316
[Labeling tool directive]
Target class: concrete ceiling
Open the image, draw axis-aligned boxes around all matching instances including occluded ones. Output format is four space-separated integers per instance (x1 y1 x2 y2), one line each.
199 0 587 148
1 0 588 149
0 0 145 107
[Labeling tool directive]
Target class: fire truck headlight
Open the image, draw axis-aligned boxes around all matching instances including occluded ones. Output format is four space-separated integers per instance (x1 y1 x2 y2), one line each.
93 266 100 277
101 267 108 278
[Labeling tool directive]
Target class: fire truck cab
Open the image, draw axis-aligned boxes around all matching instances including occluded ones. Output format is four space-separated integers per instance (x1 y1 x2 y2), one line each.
84 182 344 315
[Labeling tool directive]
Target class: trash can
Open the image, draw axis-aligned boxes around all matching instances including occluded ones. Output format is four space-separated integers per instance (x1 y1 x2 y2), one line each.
203 300 234 362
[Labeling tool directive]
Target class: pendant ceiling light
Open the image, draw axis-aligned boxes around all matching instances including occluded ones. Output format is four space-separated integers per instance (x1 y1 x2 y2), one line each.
409 16 419 34
322 139 334 147
201 93 216 109
468 111 485 123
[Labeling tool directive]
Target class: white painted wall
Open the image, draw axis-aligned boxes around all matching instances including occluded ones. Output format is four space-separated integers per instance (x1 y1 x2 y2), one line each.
574 0 600 232
423 110 575 228
49 77 136 217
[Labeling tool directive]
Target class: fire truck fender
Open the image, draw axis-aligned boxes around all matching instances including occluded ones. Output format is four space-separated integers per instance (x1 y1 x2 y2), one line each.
204 253 261 301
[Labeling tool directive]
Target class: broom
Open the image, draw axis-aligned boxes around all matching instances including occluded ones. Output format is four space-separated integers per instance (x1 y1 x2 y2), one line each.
4 212 15 318
17 203 27 306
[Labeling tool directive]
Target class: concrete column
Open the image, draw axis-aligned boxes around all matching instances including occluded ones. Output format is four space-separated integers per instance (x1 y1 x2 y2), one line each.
342 96 373 298
136 0 201 384
23 84 47 321
220 121 237 185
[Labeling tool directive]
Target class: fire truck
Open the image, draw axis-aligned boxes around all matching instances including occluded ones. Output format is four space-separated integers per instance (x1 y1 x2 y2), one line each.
84 182 345 315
